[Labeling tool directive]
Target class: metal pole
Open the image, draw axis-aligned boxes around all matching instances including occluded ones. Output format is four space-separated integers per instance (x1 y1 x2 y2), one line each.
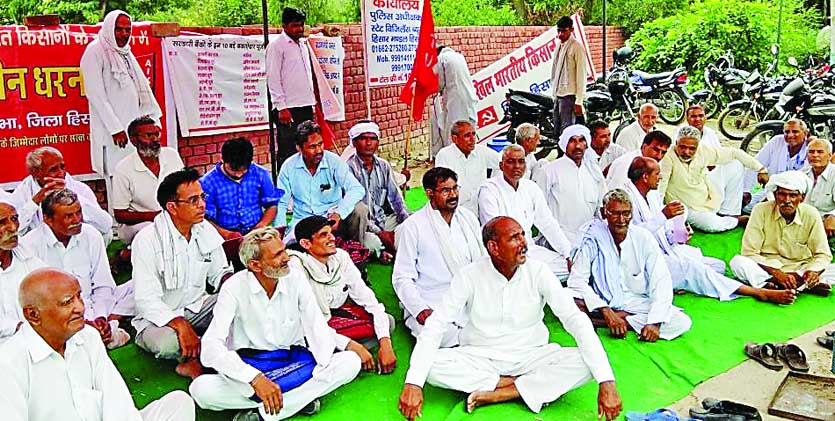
261 0 278 184
830 0 835 64
602 0 607 81
776 0 783 63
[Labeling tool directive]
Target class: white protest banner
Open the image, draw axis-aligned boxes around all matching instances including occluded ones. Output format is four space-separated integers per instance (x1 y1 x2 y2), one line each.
308 35 345 121
362 0 423 87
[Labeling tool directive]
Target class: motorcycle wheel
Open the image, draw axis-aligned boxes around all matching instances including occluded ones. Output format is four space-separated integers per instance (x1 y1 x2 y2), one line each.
655 89 687 124
740 126 778 156
700 94 722 120
613 119 633 145
717 102 758 141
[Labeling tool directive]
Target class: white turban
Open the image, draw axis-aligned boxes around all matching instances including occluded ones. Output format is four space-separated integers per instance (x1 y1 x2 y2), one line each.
558 124 591 152
349 122 380 141
765 170 814 199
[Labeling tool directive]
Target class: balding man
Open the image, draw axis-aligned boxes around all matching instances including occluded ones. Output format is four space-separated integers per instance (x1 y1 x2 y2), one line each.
398 216 621 419
0 202 45 343
435 120 500 213
615 103 658 151
11 147 113 242
803 138 835 238
0 268 195 421
744 119 810 212
514 123 546 180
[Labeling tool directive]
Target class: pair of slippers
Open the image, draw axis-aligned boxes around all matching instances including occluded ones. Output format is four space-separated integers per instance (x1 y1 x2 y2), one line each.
816 330 834 349
744 342 809 371
689 398 761 421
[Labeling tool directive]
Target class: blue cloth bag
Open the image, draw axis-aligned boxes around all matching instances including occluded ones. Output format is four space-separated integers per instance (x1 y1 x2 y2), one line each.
238 346 317 401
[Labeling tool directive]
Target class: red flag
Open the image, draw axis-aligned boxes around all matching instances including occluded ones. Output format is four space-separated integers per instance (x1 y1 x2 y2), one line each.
399 0 438 122
314 103 336 150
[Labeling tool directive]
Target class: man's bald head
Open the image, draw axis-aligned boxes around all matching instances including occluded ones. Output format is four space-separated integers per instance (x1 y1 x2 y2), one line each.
0 202 20 251
19 268 85 343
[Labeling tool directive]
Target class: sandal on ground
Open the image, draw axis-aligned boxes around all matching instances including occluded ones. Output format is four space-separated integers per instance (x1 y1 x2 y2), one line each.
816 335 833 349
743 343 783 371
689 407 745 420
700 398 761 420
774 343 809 372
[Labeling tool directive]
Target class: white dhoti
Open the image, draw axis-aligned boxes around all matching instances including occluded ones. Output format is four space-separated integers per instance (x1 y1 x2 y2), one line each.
362 214 400 257
405 316 462 348
730 255 835 288
117 221 152 244
140 390 196 421
530 244 570 280
708 161 745 216
687 210 738 233
189 351 361 421
665 245 741 301
111 280 136 316
618 295 692 340
425 343 594 413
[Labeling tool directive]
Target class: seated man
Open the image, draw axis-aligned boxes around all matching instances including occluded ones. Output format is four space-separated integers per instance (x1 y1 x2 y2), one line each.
615 103 657 151
112 116 184 244
802 138 835 238
190 228 364 421
536 125 607 243
744 119 810 211
514 123 546 180
398 216 622 418
0 268 195 421
132 168 233 378
393 167 485 347
345 121 410 260
661 126 767 233
21 189 135 349
606 130 672 190
626 157 795 304
731 171 834 297
289 216 396 374
11 147 113 242
478 145 573 279
435 120 500 213
569 189 692 341
588 119 626 171
276 120 366 243
0 201 45 343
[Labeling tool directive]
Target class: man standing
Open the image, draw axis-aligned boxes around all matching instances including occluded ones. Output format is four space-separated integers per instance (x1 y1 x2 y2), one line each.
132 168 233 378
189 228 363 420
112 116 184 244
0 202 45 343
266 7 316 166
80 10 162 180
0 268 195 421
536 125 607 243
515 123 546 180
434 46 478 144
616 103 658 152
398 216 621 418
276 121 366 243
803 139 835 238
435 120 501 213
744 119 810 212
550 16 587 135
393 167 485 346
606 130 672 190
21 189 134 349
569 190 692 341
588 120 626 171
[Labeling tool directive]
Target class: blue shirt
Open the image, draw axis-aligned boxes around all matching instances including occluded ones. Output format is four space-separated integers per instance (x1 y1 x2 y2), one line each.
200 162 284 232
276 151 365 232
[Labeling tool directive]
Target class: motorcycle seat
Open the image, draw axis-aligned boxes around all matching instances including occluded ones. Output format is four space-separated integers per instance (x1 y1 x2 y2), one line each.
633 70 675 84
508 89 554 109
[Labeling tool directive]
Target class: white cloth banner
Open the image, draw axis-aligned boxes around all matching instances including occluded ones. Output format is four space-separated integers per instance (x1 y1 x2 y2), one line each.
309 35 346 121
362 0 424 87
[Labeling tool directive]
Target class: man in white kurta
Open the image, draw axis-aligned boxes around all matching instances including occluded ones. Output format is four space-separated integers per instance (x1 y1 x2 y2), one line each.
80 10 162 178
0 202 45 343
588 120 626 171
12 147 113 242
615 103 658 151
536 125 607 244
569 191 692 341
393 167 485 346
515 123 547 180
398 216 622 418
435 46 478 139
190 228 362 420
0 268 194 421
478 145 573 279
744 119 810 213
435 121 500 213
605 130 672 191
802 139 835 238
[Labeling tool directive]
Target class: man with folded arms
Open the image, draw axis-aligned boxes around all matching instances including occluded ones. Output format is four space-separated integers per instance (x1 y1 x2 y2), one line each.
0 202 45 344
398 216 622 419
189 227 363 420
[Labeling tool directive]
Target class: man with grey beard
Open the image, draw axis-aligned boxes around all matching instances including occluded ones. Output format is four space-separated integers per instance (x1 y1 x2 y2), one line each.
112 116 184 244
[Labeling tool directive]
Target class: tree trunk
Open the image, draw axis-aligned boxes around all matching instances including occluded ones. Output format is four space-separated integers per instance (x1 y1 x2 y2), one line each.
511 0 528 23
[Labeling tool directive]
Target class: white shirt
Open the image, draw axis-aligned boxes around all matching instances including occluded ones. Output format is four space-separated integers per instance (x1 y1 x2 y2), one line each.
616 121 652 152
289 249 391 340
112 147 184 213
0 324 144 421
524 153 547 180
535 156 607 244
0 248 45 341
435 144 500 214
200 270 348 385
405 257 615 387
131 219 232 334
747 135 809 189
392 206 481 319
605 150 642 191
21 224 116 320
698 126 722 148
804 164 835 217
11 174 114 240
477 176 572 257
266 32 315 110
591 143 627 170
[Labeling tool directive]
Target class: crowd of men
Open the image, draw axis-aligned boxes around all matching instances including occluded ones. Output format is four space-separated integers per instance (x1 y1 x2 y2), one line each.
1 7 834 421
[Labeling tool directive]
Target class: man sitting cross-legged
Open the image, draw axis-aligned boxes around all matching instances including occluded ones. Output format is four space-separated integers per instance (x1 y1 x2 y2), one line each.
190 228 364 420
568 189 692 341
802 138 835 239
288 215 395 374
398 216 622 419
393 167 485 347
730 171 834 297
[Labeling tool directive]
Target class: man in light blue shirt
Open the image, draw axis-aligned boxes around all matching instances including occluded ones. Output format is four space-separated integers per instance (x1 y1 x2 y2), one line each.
276 120 366 243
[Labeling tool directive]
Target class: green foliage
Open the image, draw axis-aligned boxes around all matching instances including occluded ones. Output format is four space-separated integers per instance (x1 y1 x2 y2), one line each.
520 0 688 34
433 0 520 26
629 0 824 86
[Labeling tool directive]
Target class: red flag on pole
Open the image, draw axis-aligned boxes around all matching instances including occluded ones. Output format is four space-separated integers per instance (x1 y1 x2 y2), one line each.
399 0 439 121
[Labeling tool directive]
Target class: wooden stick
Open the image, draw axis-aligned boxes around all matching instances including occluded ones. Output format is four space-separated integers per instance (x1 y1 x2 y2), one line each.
404 93 416 169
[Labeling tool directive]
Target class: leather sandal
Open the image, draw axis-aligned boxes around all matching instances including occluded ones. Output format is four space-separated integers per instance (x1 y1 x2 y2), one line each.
774 343 809 372
743 343 783 370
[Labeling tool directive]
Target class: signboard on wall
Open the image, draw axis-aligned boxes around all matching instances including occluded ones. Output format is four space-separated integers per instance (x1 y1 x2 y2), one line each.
362 0 424 87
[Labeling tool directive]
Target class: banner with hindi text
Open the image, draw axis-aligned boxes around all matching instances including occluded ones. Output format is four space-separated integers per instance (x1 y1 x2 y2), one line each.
362 0 424 87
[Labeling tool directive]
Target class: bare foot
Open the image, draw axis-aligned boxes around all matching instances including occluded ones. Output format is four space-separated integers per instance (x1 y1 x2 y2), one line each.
496 376 516 388
757 288 796 305
466 392 487 413
175 359 203 379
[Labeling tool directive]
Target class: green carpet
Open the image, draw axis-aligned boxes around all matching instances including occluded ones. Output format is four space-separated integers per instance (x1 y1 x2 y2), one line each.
110 188 835 420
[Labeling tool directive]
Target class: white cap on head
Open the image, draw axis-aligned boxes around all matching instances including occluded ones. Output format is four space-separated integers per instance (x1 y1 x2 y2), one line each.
558 124 591 152
765 170 813 198
349 122 381 142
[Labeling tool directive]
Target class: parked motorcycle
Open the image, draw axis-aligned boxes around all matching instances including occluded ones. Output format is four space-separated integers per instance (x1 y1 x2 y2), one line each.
610 46 691 124
499 89 560 159
691 52 750 119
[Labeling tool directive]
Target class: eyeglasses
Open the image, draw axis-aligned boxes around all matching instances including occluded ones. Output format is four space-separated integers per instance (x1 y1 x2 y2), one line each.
173 192 208 206
435 185 459 195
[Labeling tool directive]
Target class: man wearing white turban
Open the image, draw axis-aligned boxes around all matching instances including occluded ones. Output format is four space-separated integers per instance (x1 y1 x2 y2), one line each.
80 10 162 187
730 171 834 298
535 125 607 243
